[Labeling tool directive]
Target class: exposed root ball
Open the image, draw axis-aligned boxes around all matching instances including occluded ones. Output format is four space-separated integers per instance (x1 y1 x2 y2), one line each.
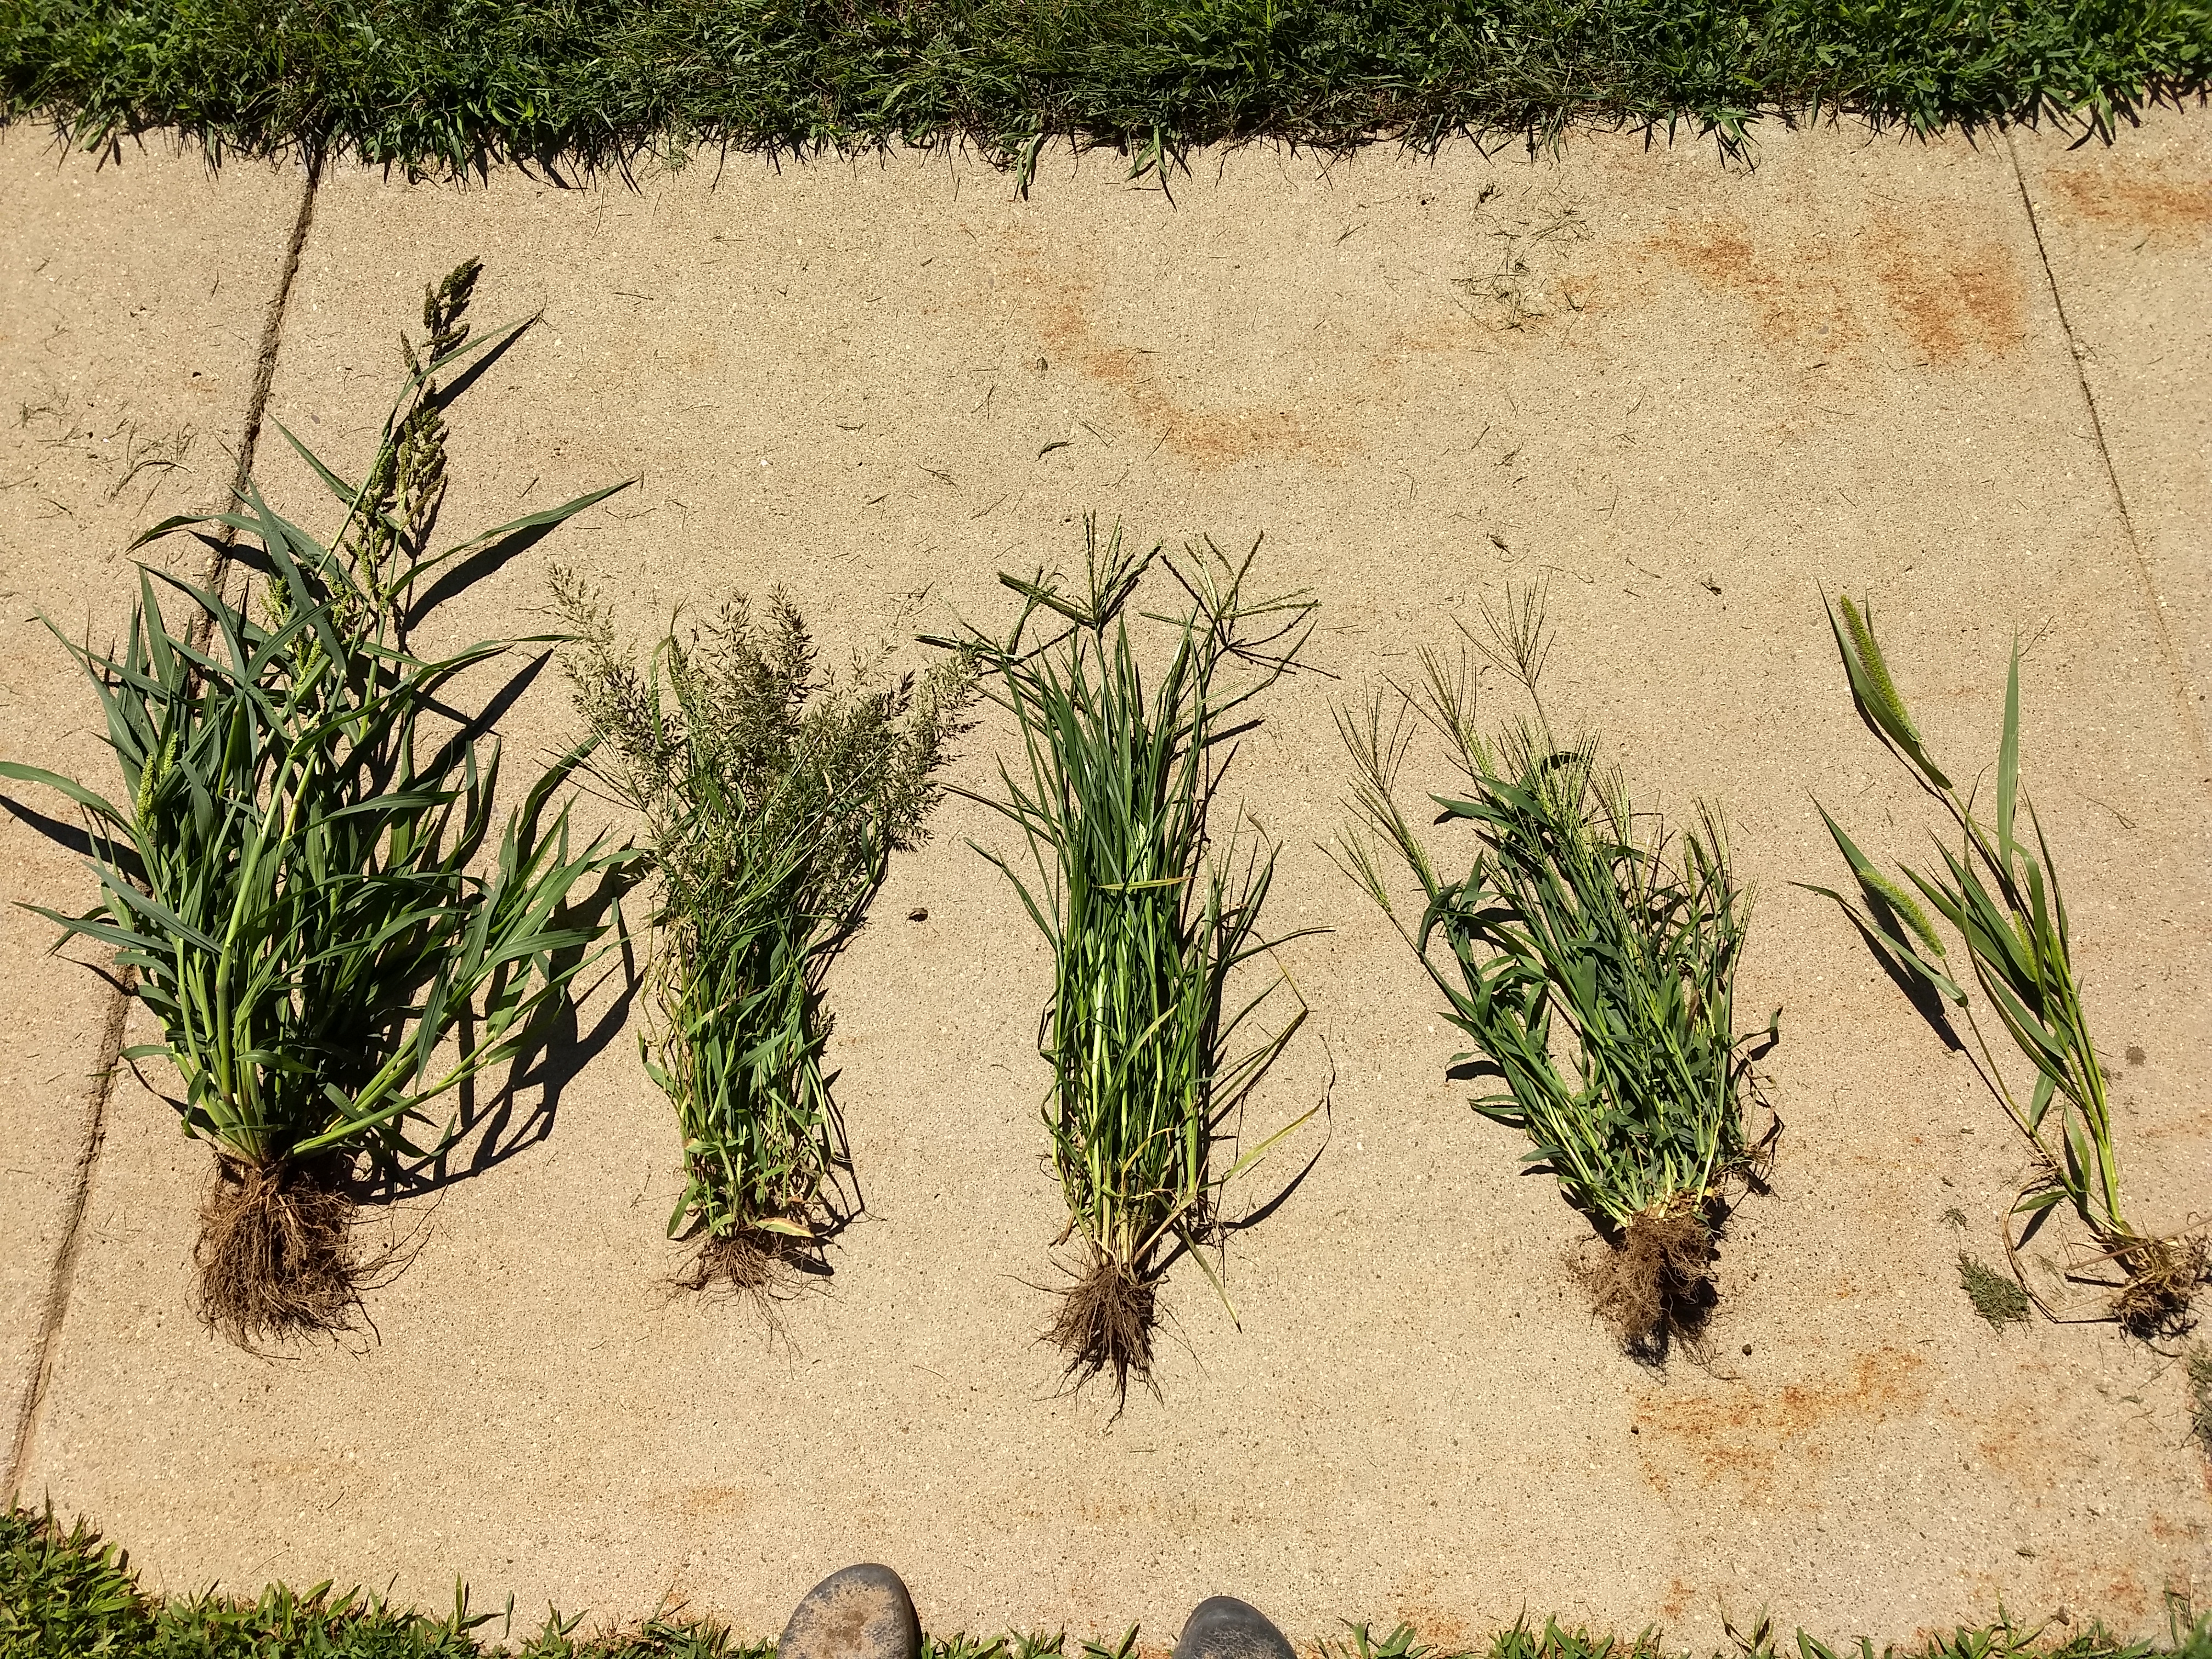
1575 1200 1717 1358
676 1224 805 1299
1047 1249 1156 1403
194 1155 364 1346
2111 1233 2207 1335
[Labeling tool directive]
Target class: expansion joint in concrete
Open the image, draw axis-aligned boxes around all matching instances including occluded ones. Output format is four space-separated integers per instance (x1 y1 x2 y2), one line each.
2 151 324 1508
2002 128 2212 804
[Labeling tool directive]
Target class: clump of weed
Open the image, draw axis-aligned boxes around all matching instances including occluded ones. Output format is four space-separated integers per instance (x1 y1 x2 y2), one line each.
1807 594 2206 1333
1957 1251 2033 1330
1 262 629 1346
928 520 1318 1404
556 579 971 1296
1945 1207 2031 1330
1336 586 1775 1360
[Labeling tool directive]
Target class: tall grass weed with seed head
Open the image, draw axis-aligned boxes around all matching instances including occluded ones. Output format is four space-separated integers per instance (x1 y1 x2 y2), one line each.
1334 588 1774 1357
926 519 1317 1402
1805 593 2205 1331
0 262 631 1345
555 579 970 1290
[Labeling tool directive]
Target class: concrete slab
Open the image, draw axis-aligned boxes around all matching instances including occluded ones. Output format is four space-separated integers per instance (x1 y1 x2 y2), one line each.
13 124 2211 1640
0 131 305 1494
2009 106 2212 788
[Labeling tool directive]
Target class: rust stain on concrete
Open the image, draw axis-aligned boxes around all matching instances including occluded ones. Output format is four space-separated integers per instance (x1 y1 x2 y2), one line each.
1867 216 2027 364
1647 212 2026 365
1388 1565 1477 1650
1645 216 1861 351
669 1482 748 1519
1632 1347 1928 1497
992 254 1322 471
2045 164 2212 238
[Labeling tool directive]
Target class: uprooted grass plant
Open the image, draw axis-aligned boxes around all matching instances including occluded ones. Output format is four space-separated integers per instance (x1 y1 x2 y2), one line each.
927 521 1318 1403
1805 594 2205 1333
0 260 630 1346
554 578 971 1296
1335 587 1775 1358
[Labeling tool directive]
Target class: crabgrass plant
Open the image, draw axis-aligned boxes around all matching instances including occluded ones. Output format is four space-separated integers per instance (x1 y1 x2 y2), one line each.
1334 590 1774 1357
552 577 970 1293
1804 594 2205 1332
926 520 1318 1401
0 261 631 1345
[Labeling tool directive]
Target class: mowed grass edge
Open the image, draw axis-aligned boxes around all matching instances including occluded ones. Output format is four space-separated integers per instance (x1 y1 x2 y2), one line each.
1 0 2209 180
7 1506 2212 1659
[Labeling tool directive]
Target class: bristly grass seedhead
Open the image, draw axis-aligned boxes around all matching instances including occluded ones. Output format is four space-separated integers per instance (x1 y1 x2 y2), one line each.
556 577 972 1291
928 518 1319 1405
1804 590 2204 1334
1334 584 1775 1359
0 262 632 1346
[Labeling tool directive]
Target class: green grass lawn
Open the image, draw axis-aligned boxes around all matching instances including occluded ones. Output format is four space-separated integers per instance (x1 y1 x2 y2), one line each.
6 1506 2212 1659
1 0 2208 180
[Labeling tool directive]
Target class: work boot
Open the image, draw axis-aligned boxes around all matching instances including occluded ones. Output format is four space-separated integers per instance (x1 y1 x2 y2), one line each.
777 1564 921 1659
1173 1596 1294 1659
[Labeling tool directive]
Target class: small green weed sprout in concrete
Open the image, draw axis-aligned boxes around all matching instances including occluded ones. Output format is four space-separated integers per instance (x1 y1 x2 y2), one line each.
0 262 630 1346
929 520 1318 1403
1805 594 2205 1332
1336 586 1775 1358
555 580 970 1294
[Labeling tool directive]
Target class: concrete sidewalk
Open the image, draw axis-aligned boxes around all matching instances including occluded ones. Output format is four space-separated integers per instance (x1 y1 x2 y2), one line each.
1 114 2207 1645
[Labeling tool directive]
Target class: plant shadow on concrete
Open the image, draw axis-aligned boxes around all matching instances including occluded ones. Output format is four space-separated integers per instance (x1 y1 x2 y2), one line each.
554 575 972 1302
1335 583 1778 1362
1804 594 2205 1334
0 260 635 1348
927 518 1321 1407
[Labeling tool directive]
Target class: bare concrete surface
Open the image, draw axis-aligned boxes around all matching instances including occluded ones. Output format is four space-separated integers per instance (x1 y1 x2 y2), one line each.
2009 105 2212 791
7 121 2211 1644
0 131 303 1493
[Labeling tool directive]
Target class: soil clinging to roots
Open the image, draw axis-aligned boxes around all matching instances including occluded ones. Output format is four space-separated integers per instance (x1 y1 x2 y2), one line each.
1575 1199 1717 1358
675 1224 809 1301
1047 1248 1157 1404
194 1155 366 1347
2110 1232 2207 1335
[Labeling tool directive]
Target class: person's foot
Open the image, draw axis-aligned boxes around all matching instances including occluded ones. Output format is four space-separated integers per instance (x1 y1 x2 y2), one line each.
777 1564 921 1659
1173 1596 1294 1659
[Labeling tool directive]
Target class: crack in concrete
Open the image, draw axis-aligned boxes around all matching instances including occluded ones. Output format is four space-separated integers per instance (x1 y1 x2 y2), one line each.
4 151 324 1507
2003 127 2212 805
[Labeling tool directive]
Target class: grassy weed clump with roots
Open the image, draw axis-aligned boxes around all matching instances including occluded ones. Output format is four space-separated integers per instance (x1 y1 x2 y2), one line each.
554 578 972 1295
929 520 1318 1403
0 262 630 1346
1336 586 1775 1359
1807 594 2205 1333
